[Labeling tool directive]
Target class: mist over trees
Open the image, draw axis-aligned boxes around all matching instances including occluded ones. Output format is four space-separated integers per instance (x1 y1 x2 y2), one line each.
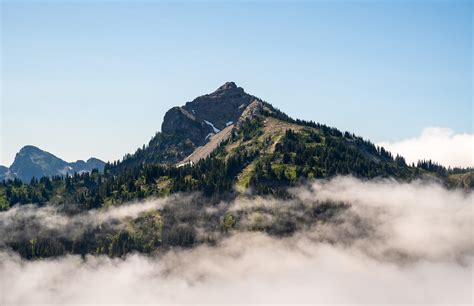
0 102 472 261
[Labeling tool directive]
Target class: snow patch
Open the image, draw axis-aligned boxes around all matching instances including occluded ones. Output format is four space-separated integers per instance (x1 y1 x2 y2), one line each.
176 161 194 168
204 120 220 133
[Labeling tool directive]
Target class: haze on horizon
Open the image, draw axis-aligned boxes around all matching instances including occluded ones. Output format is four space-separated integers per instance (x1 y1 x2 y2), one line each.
1 0 472 167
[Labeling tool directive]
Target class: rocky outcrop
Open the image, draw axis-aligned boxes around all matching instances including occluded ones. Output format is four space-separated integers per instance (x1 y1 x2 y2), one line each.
155 82 261 163
236 100 264 127
176 99 264 167
177 123 235 167
161 107 211 147
161 82 257 137
110 82 263 170
180 82 256 131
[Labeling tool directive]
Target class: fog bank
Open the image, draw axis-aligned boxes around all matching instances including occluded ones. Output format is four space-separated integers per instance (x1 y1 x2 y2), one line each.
0 177 472 305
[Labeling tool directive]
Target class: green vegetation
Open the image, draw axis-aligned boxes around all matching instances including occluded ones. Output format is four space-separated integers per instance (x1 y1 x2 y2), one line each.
1 106 471 211
9 210 163 259
5 194 352 259
1 103 472 259
248 128 414 195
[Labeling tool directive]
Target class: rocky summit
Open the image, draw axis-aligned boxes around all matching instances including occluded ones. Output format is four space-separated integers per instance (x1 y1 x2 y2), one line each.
112 82 262 169
162 82 257 144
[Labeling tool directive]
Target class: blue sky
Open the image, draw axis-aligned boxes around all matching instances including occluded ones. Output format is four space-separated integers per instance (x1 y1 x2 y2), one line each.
1 0 472 166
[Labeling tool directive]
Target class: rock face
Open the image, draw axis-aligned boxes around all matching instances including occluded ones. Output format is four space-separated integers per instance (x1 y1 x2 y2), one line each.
182 82 255 130
161 107 211 148
161 82 257 146
112 82 262 171
1 145 105 182
177 100 265 166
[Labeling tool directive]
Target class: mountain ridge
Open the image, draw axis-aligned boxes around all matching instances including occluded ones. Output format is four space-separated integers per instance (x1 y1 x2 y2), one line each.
0 82 472 259
1 82 471 211
1 145 105 182
105 82 471 188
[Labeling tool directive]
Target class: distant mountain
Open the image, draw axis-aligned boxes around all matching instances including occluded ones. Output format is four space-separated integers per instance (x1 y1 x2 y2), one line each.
1 145 105 182
0 166 8 177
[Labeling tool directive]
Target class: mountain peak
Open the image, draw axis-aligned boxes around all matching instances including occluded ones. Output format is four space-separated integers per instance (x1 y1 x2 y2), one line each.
215 81 238 92
122 82 261 167
19 145 43 154
162 81 258 138
209 82 246 97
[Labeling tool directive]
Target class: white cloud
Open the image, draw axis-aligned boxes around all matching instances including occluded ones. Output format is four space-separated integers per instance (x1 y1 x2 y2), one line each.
0 177 472 305
377 127 474 168
1 236 471 305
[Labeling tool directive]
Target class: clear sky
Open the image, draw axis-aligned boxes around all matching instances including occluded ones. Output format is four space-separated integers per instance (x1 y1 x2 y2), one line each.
1 0 472 166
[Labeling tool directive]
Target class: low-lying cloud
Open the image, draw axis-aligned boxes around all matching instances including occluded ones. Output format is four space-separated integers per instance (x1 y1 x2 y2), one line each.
295 177 473 262
0 196 172 244
377 127 474 168
0 177 472 305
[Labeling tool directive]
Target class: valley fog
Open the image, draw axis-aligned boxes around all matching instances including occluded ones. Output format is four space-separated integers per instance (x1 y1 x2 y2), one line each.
1 176 472 305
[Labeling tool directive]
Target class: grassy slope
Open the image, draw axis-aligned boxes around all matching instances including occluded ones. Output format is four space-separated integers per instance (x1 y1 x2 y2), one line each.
215 106 416 194
231 116 304 192
447 172 474 189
